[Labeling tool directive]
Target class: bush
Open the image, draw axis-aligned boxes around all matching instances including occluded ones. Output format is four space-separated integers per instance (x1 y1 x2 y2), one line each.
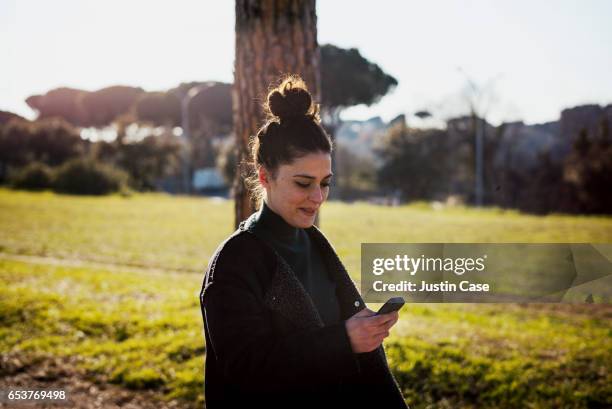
53 158 128 195
0 117 84 168
10 162 54 190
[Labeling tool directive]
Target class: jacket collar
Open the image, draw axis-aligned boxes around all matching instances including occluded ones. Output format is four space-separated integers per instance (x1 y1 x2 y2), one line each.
239 214 364 329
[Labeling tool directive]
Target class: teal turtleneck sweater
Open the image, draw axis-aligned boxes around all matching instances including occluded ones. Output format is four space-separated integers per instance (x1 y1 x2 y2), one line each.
250 202 341 326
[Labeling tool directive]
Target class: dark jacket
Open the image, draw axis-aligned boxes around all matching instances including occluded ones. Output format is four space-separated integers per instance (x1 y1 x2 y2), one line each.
199 213 408 408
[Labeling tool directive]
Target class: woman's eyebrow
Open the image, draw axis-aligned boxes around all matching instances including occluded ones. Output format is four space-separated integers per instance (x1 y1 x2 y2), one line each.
293 173 333 179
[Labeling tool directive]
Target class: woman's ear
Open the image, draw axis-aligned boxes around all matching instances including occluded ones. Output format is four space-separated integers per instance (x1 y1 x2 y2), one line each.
258 166 270 188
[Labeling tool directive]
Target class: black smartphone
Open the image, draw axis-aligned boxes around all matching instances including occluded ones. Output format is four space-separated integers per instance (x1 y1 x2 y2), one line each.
376 297 405 315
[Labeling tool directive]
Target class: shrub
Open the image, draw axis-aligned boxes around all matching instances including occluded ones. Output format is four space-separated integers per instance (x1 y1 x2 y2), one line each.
10 162 54 190
53 158 128 195
0 117 84 168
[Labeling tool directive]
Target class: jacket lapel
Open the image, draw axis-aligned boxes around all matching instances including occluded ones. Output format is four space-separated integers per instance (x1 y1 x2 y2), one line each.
240 216 324 330
262 255 325 329
306 226 365 320
239 215 365 328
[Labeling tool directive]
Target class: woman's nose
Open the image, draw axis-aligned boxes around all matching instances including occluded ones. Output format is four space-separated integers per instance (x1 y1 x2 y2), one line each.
309 186 324 203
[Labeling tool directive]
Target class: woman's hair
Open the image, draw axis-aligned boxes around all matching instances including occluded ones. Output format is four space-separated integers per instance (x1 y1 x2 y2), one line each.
245 75 332 207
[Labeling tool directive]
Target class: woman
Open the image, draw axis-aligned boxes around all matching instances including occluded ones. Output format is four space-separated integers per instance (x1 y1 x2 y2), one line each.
199 76 408 408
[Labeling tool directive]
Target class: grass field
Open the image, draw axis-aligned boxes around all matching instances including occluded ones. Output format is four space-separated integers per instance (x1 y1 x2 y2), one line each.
1 188 611 408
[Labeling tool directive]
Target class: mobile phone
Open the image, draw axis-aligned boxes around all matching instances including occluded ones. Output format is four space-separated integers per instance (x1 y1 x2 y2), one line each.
376 297 405 315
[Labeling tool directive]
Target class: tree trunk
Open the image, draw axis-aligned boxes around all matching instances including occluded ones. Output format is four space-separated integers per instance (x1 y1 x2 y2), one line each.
233 0 320 228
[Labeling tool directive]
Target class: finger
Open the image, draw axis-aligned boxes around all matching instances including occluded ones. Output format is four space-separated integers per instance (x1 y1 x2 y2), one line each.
378 311 399 327
365 319 389 331
355 307 375 318
372 334 388 346
363 317 383 329
383 321 397 332
370 319 397 335
371 329 390 339
369 337 385 349
369 313 396 327
363 308 377 317
379 310 399 320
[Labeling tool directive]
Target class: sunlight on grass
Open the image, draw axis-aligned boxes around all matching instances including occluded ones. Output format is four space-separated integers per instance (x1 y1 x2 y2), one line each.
1 189 611 408
0 258 205 406
1 188 611 275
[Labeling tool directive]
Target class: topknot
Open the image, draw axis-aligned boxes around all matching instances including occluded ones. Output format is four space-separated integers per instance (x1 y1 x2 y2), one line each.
265 75 319 122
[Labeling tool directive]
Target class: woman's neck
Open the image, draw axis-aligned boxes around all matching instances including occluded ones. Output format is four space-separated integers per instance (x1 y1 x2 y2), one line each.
257 201 300 242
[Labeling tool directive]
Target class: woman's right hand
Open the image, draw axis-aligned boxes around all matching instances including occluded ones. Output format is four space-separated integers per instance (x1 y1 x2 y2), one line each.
344 307 399 353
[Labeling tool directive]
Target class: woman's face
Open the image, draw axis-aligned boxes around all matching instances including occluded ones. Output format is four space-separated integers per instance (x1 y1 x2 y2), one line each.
260 151 332 228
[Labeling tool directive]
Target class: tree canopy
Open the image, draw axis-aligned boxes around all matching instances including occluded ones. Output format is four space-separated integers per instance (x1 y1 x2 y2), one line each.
0 110 26 125
187 83 233 133
25 82 232 133
320 44 398 113
26 87 89 126
134 92 182 127
26 86 145 127
22 44 394 134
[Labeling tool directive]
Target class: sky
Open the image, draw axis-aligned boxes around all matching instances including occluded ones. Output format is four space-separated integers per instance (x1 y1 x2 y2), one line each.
2 0 611 126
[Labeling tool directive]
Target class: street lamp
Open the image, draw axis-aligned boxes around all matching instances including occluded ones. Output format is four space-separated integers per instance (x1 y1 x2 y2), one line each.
456 68 501 207
174 85 207 194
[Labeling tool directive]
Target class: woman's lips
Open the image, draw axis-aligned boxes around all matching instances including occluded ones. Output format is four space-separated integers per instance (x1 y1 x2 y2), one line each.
299 208 316 216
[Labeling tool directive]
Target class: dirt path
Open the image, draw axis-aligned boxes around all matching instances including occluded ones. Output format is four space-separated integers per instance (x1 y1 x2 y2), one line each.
0 356 195 409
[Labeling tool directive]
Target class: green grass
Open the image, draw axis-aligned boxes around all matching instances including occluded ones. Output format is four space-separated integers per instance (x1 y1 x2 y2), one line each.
1 188 611 408
0 188 230 272
1 188 611 275
0 258 205 405
388 303 611 408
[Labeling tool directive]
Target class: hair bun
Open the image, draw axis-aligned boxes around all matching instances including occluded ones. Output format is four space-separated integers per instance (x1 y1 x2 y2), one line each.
266 76 316 122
